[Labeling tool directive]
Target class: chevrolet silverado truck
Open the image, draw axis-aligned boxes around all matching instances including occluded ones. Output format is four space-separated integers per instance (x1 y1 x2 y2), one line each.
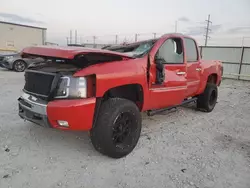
18 33 223 158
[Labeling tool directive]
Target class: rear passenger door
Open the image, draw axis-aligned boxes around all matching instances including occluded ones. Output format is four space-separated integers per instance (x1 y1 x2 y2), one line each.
184 38 201 97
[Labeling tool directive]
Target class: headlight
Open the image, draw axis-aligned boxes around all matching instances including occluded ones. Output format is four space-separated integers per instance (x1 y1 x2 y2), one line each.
55 76 87 99
77 77 87 98
4 56 14 60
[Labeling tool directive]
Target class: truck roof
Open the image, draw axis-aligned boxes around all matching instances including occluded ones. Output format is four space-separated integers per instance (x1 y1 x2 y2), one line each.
22 46 133 59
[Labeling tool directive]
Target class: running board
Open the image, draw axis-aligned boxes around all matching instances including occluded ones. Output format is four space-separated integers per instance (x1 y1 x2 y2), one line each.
147 97 197 116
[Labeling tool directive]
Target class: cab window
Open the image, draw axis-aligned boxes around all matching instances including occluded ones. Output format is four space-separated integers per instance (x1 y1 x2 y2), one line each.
184 38 198 62
156 38 184 64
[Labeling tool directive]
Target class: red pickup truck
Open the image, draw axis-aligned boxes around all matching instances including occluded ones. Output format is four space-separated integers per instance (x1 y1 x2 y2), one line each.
18 33 223 158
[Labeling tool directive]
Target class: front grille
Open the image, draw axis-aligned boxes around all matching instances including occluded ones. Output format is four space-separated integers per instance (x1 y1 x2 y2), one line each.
24 71 56 97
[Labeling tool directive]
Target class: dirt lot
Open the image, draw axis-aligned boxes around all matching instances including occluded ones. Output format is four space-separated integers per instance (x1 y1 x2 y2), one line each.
0 69 250 188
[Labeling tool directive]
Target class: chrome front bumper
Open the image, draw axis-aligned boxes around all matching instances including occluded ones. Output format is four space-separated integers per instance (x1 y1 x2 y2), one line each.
18 92 51 127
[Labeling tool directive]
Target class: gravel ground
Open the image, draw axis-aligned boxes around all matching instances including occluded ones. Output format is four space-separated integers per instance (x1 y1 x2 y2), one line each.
0 69 250 188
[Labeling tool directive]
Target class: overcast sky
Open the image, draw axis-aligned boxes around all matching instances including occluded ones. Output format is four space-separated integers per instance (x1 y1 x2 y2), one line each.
1 0 250 46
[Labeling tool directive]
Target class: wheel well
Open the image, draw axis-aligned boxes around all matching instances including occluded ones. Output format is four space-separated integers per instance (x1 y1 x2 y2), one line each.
103 84 144 111
207 74 218 84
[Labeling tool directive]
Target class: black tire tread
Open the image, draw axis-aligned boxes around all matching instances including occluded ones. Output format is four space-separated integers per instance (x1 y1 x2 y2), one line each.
90 98 141 158
197 83 218 112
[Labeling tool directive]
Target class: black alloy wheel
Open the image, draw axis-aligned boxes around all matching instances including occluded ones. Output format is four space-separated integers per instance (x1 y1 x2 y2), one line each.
112 112 137 149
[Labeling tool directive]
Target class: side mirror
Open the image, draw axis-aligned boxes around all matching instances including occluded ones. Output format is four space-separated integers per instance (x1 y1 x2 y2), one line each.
155 58 165 71
155 58 165 84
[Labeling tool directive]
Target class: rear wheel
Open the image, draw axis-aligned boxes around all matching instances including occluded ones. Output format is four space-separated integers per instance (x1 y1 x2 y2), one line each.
90 98 142 158
197 83 218 112
13 60 27 72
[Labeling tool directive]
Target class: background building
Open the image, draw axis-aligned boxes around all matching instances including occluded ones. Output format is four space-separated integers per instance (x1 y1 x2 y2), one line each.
0 21 46 53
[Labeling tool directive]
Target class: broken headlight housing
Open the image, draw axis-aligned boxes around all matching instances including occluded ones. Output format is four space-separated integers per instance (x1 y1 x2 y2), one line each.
55 76 87 99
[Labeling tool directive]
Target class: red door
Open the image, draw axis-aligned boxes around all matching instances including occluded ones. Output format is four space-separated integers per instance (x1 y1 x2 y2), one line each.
148 37 187 110
184 37 201 97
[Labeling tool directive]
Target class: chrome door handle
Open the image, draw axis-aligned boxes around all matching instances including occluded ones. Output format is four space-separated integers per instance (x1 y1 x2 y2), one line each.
196 68 201 71
176 71 186 75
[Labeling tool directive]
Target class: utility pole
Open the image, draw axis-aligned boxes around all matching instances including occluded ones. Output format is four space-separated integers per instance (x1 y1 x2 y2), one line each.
241 37 250 46
93 36 97 44
153 33 156 39
69 30 72 44
242 37 245 46
75 30 77 44
66 37 69 45
175 21 178 33
123 37 127 44
135 34 138 42
204 14 212 46
115 35 118 44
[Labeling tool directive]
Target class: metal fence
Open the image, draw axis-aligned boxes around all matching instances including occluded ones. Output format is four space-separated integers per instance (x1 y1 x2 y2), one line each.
200 46 250 81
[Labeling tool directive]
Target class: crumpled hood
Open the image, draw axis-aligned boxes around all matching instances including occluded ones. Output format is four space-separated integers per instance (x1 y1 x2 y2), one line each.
22 46 133 59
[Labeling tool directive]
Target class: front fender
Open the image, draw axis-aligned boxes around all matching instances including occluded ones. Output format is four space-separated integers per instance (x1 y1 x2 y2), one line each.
73 58 148 98
6 58 17 69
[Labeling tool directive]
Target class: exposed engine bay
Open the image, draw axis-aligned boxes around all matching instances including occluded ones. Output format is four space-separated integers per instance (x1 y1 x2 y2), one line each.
22 52 128 101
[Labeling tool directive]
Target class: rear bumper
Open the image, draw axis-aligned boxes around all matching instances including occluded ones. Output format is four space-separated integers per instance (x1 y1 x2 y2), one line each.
18 93 96 131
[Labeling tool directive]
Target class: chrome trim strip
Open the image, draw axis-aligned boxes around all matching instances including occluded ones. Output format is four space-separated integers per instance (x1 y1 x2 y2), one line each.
23 89 48 98
19 93 47 115
21 92 47 107
176 72 186 75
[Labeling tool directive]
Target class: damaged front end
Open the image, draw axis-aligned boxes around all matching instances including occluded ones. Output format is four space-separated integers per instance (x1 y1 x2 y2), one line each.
18 58 93 128
18 48 129 129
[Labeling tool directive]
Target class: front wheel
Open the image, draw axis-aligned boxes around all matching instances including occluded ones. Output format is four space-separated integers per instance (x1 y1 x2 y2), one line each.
197 83 218 112
90 98 142 158
13 60 27 72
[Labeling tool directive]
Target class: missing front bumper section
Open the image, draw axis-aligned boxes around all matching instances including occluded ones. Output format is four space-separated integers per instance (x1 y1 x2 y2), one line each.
18 94 51 128
19 104 51 128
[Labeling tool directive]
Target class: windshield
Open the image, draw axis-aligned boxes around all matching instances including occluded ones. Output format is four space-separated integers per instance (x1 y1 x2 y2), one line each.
106 40 156 58
130 40 156 57
134 42 154 54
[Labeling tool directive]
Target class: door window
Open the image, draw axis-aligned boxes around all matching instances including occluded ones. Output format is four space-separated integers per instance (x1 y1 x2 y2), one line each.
184 38 198 62
156 38 183 64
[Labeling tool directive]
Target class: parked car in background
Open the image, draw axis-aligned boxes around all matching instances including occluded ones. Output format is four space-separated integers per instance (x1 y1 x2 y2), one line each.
0 52 43 72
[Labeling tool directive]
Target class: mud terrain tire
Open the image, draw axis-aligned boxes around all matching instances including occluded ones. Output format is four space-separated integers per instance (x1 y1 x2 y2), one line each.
90 98 142 158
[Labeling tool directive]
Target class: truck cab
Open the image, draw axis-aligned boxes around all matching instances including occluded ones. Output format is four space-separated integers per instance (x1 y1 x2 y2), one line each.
18 33 223 158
